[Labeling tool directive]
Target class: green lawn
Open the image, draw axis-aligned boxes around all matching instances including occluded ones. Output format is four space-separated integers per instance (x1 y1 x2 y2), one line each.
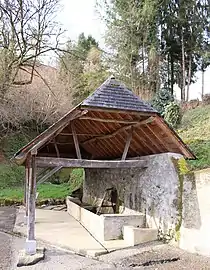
178 105 210 170
0 162 83 203
0 183 71 201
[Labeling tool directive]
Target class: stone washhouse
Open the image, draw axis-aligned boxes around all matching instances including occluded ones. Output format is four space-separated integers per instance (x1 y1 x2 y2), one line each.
13 76 195 255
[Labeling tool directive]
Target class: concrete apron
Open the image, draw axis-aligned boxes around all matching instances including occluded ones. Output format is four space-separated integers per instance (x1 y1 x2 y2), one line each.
14 207 131 257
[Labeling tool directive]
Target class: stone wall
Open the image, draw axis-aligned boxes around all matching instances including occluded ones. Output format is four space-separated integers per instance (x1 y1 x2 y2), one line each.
83 153 182 235
180 168 210 256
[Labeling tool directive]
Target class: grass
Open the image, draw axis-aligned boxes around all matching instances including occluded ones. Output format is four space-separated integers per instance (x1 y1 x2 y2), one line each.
0 162 84 203
0 183 72 201
178 104 210 170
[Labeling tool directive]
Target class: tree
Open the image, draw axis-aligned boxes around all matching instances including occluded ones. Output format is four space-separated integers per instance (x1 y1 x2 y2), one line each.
99 0 210 101
59 34 108 106
0 0 63 97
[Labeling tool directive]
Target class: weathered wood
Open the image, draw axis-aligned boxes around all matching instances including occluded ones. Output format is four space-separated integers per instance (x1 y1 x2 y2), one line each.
27 155 36 241
80 106 156 117
37 166 62 184
122 127 133 160
24 166 29 206
79 116 139 124
35 157 147 169
145 123 169 152
60 133 102 137
155 117 195 158
54 139 60 158
82 117 154 146
71 121 81 159
29 109 88 154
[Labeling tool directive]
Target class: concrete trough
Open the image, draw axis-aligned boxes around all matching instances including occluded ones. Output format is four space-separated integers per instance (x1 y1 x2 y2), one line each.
66 196 145 242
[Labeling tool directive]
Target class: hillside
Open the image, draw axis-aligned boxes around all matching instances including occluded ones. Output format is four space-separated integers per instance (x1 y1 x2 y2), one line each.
178 104 210 170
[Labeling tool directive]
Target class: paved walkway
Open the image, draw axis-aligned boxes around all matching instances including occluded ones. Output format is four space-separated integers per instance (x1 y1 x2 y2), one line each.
14 207 128 257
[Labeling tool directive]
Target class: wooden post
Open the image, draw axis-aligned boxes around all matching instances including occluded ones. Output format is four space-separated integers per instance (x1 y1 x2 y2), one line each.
26 154 37 255
24 165 29 224
71 121 81 159
122 127 133 160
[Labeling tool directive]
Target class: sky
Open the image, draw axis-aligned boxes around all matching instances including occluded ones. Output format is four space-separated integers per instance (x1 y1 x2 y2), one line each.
55 0 210 101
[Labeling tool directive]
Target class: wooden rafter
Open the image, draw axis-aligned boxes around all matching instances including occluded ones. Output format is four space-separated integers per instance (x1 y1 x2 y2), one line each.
82 117 154 146
35 157 147 169
79 116 139 124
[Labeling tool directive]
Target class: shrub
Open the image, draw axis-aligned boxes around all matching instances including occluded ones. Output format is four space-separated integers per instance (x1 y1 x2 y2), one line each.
151 88 174 115
164 102 182 128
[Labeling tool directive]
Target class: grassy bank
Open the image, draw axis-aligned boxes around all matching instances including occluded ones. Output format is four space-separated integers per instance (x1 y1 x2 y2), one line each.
0 162 84 203
178 104 210 170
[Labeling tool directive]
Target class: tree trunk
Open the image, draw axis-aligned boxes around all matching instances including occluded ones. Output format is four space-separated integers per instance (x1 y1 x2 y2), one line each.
170 53 174 95
186 55 192 102
181 29 186 101
201 69 205 100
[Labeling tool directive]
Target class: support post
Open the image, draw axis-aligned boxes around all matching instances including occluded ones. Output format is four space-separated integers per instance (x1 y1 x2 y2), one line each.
26 154 37 255
71 121 81 159
24 165 29 225
122 127 133 160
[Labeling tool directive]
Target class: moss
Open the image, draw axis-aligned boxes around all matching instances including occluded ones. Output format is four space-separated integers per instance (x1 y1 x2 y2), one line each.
171 157 190 241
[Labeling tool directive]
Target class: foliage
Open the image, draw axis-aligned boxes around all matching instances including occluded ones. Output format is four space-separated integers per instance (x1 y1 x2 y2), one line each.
164 102 182 128
69 169 84 191
99 0 210 101
178 104 210 170
59 34 108 106
0 164 24 189
151 88 174 114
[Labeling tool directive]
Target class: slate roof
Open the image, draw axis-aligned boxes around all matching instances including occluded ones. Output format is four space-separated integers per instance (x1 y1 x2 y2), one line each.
81 76 157 113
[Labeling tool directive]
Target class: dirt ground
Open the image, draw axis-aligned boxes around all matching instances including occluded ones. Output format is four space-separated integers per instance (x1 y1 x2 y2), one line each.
1 206 210 270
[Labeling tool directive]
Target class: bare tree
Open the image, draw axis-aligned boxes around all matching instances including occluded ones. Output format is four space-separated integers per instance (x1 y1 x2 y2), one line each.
0 0 63 96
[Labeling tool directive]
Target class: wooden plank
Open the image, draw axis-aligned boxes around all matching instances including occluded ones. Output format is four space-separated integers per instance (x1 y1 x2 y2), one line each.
146 123 169 152
37 166 62 184
80 106 156 117
122 127 133 160
60 133 104 136
27 155 36 242
155 117 195 158
36 157 147 169
79 116 139 124
71 121 81 159
82 117 154 146
29 109 88 155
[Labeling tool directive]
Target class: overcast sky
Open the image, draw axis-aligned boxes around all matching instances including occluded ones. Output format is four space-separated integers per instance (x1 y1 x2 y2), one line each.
55 0 210 100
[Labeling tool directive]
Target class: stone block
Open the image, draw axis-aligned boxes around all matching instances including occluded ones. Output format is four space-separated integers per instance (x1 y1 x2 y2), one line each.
123 226 158 246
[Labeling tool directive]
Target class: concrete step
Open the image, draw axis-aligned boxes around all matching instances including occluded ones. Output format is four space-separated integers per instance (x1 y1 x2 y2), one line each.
123 225 158 246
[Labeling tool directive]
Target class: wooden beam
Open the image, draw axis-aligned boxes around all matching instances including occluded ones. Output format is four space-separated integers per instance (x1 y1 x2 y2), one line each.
26 154 36 255
79 116 139 124
71 121 81 159
60 133 103 137
36 157 147 169
82 117 154 146
54 139 60 157
29 109 88 154
122 127 133 160
80 106 156 117
37 166 62 184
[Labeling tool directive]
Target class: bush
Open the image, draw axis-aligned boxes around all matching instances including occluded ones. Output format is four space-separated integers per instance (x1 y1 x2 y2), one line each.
164 102 182 128
151 88 174 115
